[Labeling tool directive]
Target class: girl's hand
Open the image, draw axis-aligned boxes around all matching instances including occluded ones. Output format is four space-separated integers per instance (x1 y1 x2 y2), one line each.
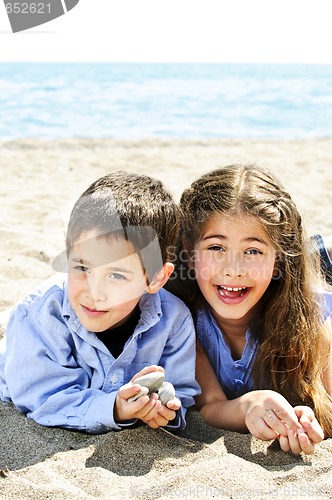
243 390 303 441
144 396 181 429
278 406 324 455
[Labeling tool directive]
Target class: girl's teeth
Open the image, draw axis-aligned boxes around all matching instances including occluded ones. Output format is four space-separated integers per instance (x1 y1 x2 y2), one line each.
217 285 247 298
221 286 245 291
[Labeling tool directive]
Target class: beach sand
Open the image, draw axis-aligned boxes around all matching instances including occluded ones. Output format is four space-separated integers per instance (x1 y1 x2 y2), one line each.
0 138 331 499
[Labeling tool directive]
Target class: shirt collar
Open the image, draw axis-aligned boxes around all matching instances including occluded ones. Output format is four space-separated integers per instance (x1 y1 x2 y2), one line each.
62 283 163 335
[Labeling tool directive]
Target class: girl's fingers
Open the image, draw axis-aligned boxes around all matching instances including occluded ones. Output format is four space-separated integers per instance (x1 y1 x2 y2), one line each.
262 408 291 437
278 434 291 453
295 406 324 443
302 421 324 442
286 429 303 455
249 417 280 441
280 429 315 455
297 431 315 455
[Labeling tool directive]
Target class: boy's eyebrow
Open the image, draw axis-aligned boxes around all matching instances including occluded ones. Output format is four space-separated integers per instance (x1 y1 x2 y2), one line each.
71 257 135 273
201 234 269 246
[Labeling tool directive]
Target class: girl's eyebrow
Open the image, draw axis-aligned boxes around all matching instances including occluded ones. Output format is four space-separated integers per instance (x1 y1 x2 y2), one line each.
201 234 269 246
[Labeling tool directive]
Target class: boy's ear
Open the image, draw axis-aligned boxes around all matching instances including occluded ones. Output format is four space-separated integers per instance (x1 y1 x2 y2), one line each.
146 262 175 294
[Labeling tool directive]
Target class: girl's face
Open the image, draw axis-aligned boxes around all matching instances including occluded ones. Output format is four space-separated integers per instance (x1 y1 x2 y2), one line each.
191 213 276 331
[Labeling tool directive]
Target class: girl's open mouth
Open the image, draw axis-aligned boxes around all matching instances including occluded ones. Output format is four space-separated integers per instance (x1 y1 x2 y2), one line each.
215 285 249 303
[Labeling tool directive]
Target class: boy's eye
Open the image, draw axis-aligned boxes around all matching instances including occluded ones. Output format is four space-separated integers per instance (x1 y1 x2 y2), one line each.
109 273 126 281
74 265 89 272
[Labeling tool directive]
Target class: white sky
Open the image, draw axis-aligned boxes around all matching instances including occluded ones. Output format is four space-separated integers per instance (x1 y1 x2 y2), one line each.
0 0 332 63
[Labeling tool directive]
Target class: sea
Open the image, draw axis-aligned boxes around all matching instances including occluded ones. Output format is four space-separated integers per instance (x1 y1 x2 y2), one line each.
0 62 332 140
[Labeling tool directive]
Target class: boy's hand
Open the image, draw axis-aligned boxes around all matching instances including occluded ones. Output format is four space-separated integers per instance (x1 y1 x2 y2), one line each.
131 364 164 382
278 406 324 455
114 381 162 423
114 365 165 423
144 396 181 429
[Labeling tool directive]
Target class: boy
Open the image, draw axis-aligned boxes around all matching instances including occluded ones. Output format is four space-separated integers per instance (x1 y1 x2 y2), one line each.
0 172 200 434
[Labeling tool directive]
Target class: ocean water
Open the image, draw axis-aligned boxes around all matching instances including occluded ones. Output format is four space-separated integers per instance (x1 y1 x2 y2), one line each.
0 63 331 140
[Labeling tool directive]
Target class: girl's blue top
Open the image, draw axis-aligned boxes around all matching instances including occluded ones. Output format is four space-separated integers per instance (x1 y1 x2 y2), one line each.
196 292 332 400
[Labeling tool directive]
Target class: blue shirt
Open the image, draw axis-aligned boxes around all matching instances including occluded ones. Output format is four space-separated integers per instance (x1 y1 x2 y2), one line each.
196 292 332 400
0 274 200 434
196 306 258 399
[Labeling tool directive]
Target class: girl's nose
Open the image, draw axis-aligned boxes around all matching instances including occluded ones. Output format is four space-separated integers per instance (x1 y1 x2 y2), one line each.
224 267 245 277
222 254 245 278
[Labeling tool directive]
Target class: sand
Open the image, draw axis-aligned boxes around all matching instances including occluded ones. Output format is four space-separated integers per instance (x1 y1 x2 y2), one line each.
0 138 332 499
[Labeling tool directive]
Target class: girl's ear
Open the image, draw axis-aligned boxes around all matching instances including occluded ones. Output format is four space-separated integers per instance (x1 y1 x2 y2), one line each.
272 267 280 278
146 262 175 294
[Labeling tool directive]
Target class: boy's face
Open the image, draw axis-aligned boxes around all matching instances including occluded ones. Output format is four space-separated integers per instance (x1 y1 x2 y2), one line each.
66 231 148 332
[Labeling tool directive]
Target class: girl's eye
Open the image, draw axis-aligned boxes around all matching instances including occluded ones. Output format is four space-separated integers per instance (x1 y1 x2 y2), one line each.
208 245 225 252
245 249 263 255
109 273 126 281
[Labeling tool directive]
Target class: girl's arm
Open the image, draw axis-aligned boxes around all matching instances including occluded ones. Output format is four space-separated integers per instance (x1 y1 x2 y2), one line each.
195 339 247 432
195 340 307 441
322 317 332 395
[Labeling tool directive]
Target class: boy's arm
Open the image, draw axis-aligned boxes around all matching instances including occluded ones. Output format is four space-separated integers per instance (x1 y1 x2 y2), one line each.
157 311 200 430
4 302 127 434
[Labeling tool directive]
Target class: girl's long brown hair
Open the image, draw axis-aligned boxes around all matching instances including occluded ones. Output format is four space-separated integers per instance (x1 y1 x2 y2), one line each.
169 163 332 436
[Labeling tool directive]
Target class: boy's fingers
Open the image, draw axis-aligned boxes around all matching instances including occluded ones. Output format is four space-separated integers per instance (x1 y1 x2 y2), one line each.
134 393 160 417
119 383 143 400
166 400 181 412
156 404 177 422
132 365 164 381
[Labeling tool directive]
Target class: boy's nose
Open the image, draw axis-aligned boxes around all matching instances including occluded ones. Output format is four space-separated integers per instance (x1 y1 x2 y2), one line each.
87 277 107 303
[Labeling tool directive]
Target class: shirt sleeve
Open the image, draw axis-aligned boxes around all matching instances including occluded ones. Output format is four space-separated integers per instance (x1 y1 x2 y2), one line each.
158 306 201 430
4 296 124 434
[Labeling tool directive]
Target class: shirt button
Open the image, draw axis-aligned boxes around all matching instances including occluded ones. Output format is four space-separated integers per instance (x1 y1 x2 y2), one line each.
110 374 118 383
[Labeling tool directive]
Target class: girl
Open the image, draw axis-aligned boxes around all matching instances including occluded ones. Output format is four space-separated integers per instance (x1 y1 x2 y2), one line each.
170 162 332 455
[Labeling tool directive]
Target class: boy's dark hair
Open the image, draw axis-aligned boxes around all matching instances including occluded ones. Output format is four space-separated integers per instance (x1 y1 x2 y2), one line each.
65 171 178 282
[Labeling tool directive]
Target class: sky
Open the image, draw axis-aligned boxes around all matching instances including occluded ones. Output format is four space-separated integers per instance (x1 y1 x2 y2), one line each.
1 0 332 63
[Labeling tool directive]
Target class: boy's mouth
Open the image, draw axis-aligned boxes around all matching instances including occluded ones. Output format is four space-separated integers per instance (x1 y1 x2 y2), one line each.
81 305 108 316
